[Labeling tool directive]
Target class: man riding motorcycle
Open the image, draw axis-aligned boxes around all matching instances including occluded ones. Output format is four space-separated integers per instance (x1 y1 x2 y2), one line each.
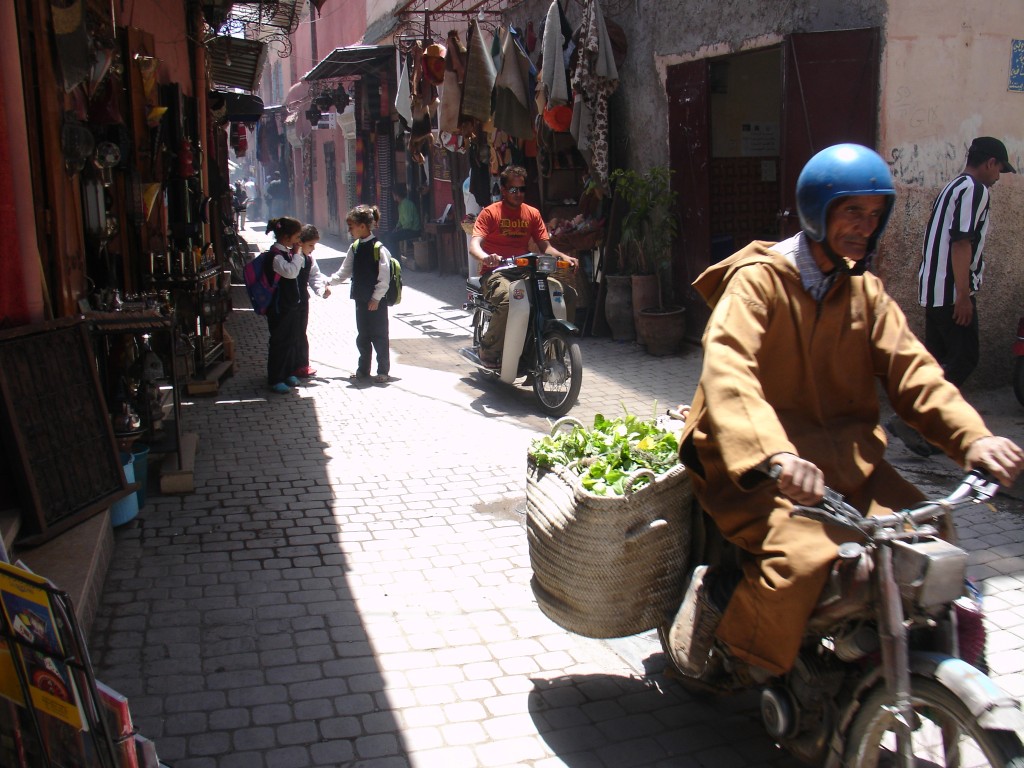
469 165 575 367
675 143 1024 682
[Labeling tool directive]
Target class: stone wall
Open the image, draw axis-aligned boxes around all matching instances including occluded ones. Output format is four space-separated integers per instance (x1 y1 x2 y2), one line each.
504 0 1022 389
879 0 1024 390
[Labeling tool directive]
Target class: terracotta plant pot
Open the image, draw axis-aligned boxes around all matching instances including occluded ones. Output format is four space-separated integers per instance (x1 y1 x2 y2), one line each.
635 306 686 356
631 274 659 346
603 275 635 341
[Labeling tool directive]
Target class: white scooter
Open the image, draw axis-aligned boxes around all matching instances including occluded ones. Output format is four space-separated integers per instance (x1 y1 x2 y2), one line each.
459 253 583 417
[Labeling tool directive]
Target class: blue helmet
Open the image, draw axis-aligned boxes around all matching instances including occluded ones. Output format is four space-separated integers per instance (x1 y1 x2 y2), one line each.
796 143 896 245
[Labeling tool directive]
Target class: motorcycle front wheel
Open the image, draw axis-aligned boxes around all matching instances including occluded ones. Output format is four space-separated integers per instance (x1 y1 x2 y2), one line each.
844 676 1024 767
533 331 582 417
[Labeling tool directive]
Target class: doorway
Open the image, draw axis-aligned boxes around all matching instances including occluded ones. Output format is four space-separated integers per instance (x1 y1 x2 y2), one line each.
667 27 880 337
707 48 783 266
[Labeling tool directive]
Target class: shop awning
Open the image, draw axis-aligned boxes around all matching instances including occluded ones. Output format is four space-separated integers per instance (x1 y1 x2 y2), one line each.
303 45 396 81
209 90 265 122
207 36 267 92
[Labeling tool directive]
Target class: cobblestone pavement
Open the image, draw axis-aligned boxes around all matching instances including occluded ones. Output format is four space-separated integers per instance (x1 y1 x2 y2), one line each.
88 226 1024 767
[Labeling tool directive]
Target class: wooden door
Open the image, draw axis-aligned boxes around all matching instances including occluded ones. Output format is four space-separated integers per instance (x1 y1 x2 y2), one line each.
666 59 711 337
778 28 880 237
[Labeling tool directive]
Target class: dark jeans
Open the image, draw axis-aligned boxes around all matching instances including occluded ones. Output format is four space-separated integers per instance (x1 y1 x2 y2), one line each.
385 228 419 256
355 301 390 376
266 305 301 384
924 297 979 388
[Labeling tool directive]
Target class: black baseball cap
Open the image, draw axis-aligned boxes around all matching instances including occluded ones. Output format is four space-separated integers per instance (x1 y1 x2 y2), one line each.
970 136 1016 173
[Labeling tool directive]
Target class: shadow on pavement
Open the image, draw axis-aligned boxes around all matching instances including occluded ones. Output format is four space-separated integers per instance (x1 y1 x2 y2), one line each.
88 295 412 767
527 672 802 767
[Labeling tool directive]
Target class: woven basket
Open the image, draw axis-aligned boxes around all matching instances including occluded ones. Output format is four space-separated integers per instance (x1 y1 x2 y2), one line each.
526 455 692 638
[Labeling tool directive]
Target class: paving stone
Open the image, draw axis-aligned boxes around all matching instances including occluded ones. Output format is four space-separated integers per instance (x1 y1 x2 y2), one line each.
87 247 1024 768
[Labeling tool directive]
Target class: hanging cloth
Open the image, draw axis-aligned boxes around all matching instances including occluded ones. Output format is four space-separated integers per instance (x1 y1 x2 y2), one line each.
395 56 414 126
422 42 446 87
52 0 92 91
490 26 504 74
438 31 466 133
570 0 619 190
459 20 497 125
539 0 571 107
494 28 535 139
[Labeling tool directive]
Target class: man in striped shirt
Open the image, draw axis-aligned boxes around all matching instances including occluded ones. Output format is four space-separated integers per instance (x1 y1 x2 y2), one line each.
889 136 1015 456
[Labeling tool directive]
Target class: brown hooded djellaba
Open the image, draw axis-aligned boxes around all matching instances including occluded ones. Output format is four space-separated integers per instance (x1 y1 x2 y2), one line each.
679 238 992 675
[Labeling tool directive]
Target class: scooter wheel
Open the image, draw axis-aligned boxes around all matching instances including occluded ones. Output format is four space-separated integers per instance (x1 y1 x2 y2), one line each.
843 675 1024 767
533 331 582 417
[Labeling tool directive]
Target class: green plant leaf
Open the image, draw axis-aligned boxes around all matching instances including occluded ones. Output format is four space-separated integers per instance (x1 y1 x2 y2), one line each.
529 413 680 496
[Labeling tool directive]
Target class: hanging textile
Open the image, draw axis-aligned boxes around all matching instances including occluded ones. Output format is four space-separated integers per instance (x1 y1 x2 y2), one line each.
0 71 31 324
468 138 492 208
438 31 466 134
459 20 496 125
355 135 366 201
570 0 619 190
494 28 535 140
395 56 413 126
409 44 438 164
422 43 446 87
377 130 394 230
230 123 248 157
539 0 571 108
51 0 91 91
490 26 503 74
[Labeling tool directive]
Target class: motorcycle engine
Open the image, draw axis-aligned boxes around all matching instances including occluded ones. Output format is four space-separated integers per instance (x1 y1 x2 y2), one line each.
772 650 844 765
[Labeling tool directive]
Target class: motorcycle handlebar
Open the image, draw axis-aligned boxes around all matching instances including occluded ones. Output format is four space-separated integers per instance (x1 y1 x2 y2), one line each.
786 469 999 539
490 253 571 273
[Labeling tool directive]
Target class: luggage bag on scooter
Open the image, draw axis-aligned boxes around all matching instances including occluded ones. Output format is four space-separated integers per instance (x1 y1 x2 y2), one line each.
526 457 692 639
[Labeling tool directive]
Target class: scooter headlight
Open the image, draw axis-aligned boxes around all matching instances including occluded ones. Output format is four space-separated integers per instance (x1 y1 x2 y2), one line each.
536 254 557 273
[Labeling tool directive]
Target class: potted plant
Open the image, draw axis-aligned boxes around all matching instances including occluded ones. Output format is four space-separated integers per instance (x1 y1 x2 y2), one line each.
608 166 686 355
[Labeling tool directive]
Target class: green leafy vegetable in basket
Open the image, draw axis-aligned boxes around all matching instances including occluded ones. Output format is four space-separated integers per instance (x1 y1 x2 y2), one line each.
528 409 681 496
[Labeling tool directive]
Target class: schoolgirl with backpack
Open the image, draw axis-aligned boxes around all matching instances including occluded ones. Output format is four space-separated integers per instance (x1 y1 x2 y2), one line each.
325 204 396 384
292 224 329 379
262 216 306 394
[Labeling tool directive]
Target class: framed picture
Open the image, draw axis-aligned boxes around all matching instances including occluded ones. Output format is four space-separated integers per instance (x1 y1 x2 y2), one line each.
0 319 132 545
430 142 451 182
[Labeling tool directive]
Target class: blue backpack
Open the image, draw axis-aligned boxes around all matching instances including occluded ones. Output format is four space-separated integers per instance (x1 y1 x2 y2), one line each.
243 250 280 315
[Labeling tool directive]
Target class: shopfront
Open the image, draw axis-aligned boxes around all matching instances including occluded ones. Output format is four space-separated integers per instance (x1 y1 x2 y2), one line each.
0 0 282 549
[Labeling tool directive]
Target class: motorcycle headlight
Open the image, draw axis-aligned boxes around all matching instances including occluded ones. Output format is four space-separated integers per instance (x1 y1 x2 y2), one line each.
892 537 967 612
536 254 557 274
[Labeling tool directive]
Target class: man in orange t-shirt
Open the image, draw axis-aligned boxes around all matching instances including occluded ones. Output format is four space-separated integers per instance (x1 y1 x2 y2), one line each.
469 165 575 366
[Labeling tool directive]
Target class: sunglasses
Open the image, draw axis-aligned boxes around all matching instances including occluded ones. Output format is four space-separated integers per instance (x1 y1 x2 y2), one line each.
504 185 526 194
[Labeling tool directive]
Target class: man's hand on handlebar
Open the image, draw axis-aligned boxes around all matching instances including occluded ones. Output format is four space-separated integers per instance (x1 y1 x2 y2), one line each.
770 453 826 505
965 436 1024 487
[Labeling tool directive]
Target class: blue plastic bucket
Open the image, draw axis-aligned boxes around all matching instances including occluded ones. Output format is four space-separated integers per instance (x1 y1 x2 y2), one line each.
132 444 150 508
110 452 140 527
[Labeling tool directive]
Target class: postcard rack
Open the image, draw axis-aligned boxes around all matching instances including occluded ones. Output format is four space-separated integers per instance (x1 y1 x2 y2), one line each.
0 562 130 767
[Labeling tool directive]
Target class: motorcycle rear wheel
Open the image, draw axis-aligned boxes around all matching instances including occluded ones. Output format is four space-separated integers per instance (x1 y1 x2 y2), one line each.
533 331 582 417
844 676 1024 767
